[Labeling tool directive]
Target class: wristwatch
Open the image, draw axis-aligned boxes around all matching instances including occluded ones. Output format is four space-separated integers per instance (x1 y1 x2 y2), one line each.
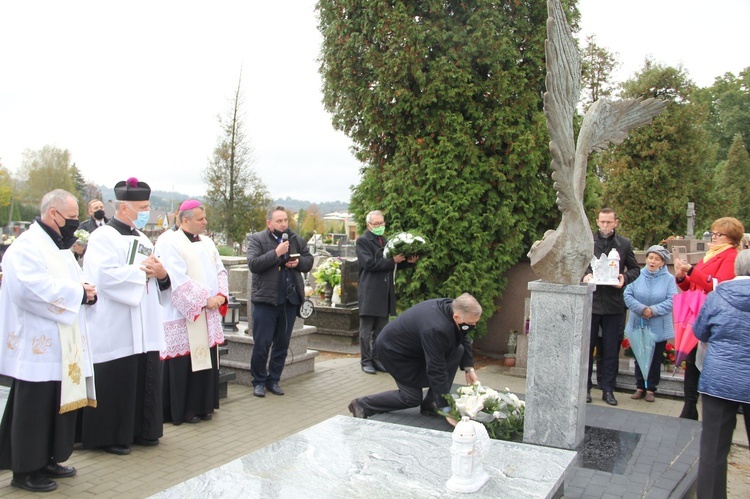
298 299 315 319
465 367 475 373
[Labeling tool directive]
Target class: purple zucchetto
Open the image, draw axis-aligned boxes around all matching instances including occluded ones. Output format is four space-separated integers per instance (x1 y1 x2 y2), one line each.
114 177 151 201
179 199 202 212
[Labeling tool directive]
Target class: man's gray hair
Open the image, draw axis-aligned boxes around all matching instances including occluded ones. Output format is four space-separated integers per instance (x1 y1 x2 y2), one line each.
266 206 285 221
366 210 384 224
179 204 205 222
735 249 750 276
453 293 482 317
40 189 75 214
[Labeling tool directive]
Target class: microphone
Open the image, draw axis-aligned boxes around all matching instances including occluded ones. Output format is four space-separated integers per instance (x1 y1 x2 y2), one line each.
281 233 289 243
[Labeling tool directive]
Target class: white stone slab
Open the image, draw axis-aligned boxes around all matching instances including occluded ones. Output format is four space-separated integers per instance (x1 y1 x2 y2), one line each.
152 415 576 499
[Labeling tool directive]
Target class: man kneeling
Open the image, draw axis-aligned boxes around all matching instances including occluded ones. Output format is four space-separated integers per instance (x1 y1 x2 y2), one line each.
348 293 481 418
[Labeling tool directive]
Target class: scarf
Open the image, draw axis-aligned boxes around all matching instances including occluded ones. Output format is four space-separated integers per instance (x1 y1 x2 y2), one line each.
703 243 733 263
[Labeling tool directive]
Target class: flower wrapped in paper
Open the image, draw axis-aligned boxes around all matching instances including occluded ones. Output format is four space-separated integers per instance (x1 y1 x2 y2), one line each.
440 382 525 441
383 231 430 258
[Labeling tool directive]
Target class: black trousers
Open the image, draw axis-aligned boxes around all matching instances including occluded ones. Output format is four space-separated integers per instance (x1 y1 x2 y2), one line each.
634 340 667 392
359 315 388 367
588 313 624 393
357 346 463 416
680 347 701 419
251 301 296 386
697 394 750 499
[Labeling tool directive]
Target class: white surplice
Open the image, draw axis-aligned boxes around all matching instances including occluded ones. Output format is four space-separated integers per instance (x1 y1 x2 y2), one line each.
84 225 169 364
0 223 96 402
155 230 227 365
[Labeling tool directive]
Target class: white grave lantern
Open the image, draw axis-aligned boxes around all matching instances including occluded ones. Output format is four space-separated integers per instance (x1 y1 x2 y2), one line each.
446 417 490 493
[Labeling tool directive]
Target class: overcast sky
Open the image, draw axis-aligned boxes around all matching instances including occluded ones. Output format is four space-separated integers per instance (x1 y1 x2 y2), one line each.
1 1 747 204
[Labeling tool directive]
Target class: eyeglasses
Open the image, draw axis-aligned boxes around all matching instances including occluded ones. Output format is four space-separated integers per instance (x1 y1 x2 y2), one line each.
710 232 727 239
368 221 385 228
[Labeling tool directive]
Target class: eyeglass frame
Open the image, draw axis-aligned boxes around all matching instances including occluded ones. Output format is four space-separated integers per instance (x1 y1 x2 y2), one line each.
709 232 728 239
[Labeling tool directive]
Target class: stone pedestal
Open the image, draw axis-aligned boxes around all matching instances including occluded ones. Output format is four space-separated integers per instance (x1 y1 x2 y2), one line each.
306 305 360 353
220 319 319 386
523 280 593 450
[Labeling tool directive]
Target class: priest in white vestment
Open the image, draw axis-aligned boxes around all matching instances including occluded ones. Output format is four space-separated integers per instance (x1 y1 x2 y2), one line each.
81 177 170 455
156 200 227 425
0 189 97 493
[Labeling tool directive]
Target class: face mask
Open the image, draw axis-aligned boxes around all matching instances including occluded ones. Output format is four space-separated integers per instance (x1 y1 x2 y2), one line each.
272 229 287 238
55 214 80 249
371 226 385 236
458 323 476 333
133 211 150 230
93 209 105 221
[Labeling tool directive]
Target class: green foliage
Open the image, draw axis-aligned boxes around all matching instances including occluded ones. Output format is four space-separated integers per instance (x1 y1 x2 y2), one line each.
318 0 574 328
580 34 620 111
20 146 79 205
300 204 325 240
217 246 235 257
203 73 271 244
714 134 750 228
693 67 750 160
599 60 715 248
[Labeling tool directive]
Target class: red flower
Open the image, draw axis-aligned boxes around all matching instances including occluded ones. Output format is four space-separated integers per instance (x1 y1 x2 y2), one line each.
621 338 630 349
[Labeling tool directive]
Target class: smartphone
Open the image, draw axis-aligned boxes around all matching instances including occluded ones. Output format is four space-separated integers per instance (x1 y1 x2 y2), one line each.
673 246 686 262
289 253 300 261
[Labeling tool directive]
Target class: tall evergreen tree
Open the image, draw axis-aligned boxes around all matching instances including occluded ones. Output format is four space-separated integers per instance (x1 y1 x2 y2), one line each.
580 34 619 111
19 146 79 205
600 60 715 248
203 72 271 244
318 0 578 323
715 134 750 227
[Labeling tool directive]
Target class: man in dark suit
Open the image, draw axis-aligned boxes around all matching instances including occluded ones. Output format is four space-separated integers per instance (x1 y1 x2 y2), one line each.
355 210 416 374
582 208 640 406
78 199 108 233
348 293 480 418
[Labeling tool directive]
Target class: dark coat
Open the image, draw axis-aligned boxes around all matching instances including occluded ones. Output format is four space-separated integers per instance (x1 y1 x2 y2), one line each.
246 229 313 306
78 215 108 234
586 230 640 315
356 230 396 317
374 298 474 405
694 277 750 404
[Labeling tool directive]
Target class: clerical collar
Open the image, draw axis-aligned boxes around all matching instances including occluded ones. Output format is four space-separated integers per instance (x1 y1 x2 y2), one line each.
35 216 65 249
182 230 200 242
109 217 139 236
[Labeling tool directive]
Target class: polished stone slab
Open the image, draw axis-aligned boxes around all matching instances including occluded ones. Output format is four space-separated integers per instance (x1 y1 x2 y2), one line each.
152 415 576 499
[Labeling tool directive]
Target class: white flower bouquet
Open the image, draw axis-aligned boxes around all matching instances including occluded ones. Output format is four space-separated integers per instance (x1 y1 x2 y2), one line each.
383 231 430 258
440 382 525 441
74 229 91 244
312 257 342 288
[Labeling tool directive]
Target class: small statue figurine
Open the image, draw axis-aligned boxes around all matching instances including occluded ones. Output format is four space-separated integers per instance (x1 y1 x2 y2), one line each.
446 417 490 493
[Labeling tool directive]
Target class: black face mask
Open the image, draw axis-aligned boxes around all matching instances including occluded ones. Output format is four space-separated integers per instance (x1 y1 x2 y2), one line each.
458 323 476 333
56 216 80 249
93 209 105 221
272 229 287 238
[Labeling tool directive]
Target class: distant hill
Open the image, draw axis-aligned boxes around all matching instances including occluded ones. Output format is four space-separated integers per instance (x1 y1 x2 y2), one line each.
98 187 348 214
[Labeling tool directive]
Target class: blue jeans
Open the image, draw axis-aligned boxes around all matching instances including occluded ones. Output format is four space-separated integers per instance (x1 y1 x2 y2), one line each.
250 302 297 386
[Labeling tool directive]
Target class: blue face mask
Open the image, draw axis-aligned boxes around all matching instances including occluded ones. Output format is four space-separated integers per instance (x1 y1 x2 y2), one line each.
132 210 150 229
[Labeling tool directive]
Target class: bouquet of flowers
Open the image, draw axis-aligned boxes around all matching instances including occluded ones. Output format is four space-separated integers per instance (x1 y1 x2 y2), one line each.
383 231 430 258
312 257 342 288
621 338 634 357
74 229 91 244
440 382 525 442
663 342 677 366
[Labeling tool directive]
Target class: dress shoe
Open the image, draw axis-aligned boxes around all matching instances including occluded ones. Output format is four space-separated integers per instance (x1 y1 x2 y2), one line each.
253 385 266 397
645 391 656 403
361 365 377 375
348 399 367 419
11 472 57 493
602 391 618 406
631 389 645 400
266 383 284 396
185 415 201 424
373 361 388 373
134 437 159 446
102 445 131 455
586 391 592 403
41 463 76 478
200 413 213 421
420 401 438 416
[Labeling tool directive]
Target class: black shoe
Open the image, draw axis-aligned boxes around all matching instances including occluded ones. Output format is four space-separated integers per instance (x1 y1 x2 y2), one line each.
266 383 284 396
185 415 201 424
586 391 592 403
134 437 159 446
41 463 76 478
603 392 618 406
373 361 388 373
679 402 699 420
361 365 377 375
253 385 266 397
11 472 57 493
348 399 367 419
102 445 131 455
200 414 213 421
420 401 438 416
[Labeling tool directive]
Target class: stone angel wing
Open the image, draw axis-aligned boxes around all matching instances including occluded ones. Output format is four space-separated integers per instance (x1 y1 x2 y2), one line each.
544 0 580 213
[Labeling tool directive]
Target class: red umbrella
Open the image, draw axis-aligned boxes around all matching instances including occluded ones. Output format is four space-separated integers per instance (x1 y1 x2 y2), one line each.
672 290 707 367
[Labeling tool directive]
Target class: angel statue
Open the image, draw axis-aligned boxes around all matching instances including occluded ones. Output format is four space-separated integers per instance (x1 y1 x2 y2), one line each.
528 0 667 284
